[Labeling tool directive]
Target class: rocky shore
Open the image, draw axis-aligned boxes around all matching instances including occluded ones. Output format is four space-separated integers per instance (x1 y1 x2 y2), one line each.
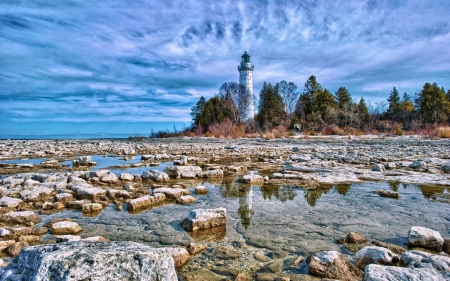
0 136 449 280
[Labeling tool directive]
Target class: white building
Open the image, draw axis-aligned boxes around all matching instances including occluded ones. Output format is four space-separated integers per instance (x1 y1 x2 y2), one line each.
238 51 254 120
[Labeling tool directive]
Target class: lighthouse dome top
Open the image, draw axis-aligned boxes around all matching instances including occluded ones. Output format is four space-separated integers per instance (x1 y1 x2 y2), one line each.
241 51 251 62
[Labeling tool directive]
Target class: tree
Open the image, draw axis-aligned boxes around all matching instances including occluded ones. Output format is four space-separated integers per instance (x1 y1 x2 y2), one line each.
386 87 401 121
190 96 206 128
219 82 251 121
356 98 370 129
294 75 322 118
256 82 286 129
416 82 450 124
277 80 299 115
314 88 337 119
334 87 354 126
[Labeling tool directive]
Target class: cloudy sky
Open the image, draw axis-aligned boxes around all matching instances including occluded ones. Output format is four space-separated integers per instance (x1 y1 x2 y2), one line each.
1 0 449 136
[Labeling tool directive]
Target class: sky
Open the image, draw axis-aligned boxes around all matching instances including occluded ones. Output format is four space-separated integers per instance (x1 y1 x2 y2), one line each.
1 0 450 137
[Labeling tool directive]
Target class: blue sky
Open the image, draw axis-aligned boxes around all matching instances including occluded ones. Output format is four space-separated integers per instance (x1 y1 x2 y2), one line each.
1 0 450 136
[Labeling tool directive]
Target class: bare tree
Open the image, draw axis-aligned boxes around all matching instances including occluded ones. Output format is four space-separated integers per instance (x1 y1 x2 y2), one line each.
219 82 251 122
277 80 299 115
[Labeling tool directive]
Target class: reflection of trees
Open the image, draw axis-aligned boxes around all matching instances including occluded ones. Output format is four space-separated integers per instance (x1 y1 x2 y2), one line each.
260 185 297 202
388 182 400 192
219 178 240 198
417 185 445 200
304 185 333 207
335 184 351 196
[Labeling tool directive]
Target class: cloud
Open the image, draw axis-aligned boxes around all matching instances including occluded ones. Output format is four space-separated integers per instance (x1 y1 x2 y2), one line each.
0 0 449 134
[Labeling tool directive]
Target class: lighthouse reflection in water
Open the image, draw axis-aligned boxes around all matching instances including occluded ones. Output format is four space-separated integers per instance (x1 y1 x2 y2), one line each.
238 186 254 229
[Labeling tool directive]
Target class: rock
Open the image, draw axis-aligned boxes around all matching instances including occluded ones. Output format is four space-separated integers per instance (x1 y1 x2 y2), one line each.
187 243 207 255
384 162 397 169
17 235 40 243
56 235 81 243
181 208 227 231
51 221 82 235
195 185 208 195
179 270 224 281
141 155 154 161
0 228 12 237
55 193 74 203
82 203 103 213
141 170 170 183
119 173 134 181
258 260 282 273
127 195 161 211
441 164 450 173
75 156 95 166
290 154 311 162
363 264 443 281
81 236 108 242
444 238 450 255
0 211 41 226
100 172 118 183
153 187 190 199
408 226 444 251
371 164 386 172
0 240 15 251
355 246 399 270
163 166 202 178
7 242 29 257
8 226 47 236
291 255 305 267
197 169 224 178
371 240 407 254
19 185 54 202
400 250 450 273
409 161 427 170
165 247 190 268
338 232 367 244
307 250 363 280
374 190 399 199
212 245 241 260
0 196 24 208
71 183 106 201
0 241 177 280
242 174 265 184
176 195 196 204
66 200 90 209
235 273 252 281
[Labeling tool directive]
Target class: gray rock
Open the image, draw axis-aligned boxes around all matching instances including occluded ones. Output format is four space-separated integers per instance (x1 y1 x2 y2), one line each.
408 226 444 251
400 250 450 273
197 169 224 178
0 241 177 280
363 264 442 281
371 164 386 172
290 154 312 162
163 166 202 178
242 174 264 184
119 173 134 181
307 250 363 280
141 170 170 183
409 161 427 170
441 164 450 173
181 208 227 231
0 197 23 208
355 246 399 270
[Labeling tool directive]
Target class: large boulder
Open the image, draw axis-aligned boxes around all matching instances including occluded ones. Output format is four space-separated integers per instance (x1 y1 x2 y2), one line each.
307 250 363 280
400 250 450 273
19 185 54 202
0 211 41 226
181 208 227 232
163 166 202 178
408 226 444 252
141 170 170 183
0 241 177 280
71 183 106 201
0 197 24 208
355 246 399 270
127 194 165 212
363 264 444 281
153 187 190 199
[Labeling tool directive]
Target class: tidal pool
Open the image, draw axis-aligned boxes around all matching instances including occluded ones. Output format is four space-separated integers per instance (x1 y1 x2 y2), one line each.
36 179 450 276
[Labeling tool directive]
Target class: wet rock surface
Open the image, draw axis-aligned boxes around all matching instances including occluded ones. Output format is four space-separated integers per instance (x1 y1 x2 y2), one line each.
0 137 449 280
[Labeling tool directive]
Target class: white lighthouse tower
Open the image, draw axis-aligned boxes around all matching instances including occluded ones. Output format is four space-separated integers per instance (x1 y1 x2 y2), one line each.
238 51 254 120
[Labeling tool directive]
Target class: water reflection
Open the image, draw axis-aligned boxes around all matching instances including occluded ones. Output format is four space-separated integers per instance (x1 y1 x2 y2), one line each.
388 182 400 192
417 185 446 200
238 187 254 229
260 185 297 202
304 185 333 207
335 184 351 196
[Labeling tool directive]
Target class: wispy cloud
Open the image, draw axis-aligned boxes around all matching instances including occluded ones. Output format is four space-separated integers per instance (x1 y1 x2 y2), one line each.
1 0 449 129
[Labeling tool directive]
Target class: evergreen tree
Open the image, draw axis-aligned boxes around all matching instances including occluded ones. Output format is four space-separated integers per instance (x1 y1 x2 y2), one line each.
335 87 353 126
386 87 401 121
416 82 450 124
314 88 337 118
294 75 322 118
356 98 370 129
190 96 206 127
256 82 286 129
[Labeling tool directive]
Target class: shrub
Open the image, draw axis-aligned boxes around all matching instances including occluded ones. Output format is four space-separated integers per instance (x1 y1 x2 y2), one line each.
272 125 287 138
437 126 450 138
265 132 275 140
207 119 245 139
395 126 403 136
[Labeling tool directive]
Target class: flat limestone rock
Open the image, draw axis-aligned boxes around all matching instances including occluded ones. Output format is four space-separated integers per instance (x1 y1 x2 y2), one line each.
51 221 82 235
0 211 41 226
363 264 442 281
0 197 23 208
153 187 190 199
181 208 226 232
0 241 177 281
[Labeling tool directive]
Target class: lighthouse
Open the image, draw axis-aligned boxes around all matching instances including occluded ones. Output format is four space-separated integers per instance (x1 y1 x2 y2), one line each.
238 51 254 120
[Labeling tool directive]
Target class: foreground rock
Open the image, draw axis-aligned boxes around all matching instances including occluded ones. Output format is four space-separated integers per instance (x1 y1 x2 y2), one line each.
50 221 82 235
363 264 444 281
181 208 226 231
0 211 41 226
307 250 363 280
408 226 444 252
355 246 399 270
0 241 177 280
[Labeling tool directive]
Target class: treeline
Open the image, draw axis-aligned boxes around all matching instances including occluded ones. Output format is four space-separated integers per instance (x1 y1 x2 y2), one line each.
187 75 450 138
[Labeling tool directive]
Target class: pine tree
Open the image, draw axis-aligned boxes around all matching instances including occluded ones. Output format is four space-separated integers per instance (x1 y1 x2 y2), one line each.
417 82 450 124
314 88 337 118
357 98 370 129
256 82 286 129
335 87 353 126
294 75 322 119
386 87 401 121
190 96 206 127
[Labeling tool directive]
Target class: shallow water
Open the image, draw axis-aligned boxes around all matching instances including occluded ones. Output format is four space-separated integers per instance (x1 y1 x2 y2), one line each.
36 180 450 274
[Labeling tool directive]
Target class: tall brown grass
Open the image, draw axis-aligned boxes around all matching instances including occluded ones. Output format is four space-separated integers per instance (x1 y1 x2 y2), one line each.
437 126 450 138
207 119 246 139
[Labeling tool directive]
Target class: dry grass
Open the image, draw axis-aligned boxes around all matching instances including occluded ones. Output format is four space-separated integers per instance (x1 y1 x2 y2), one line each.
207 119 245 139
272 125 287 138
437 126 450 138
265 132 275 140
